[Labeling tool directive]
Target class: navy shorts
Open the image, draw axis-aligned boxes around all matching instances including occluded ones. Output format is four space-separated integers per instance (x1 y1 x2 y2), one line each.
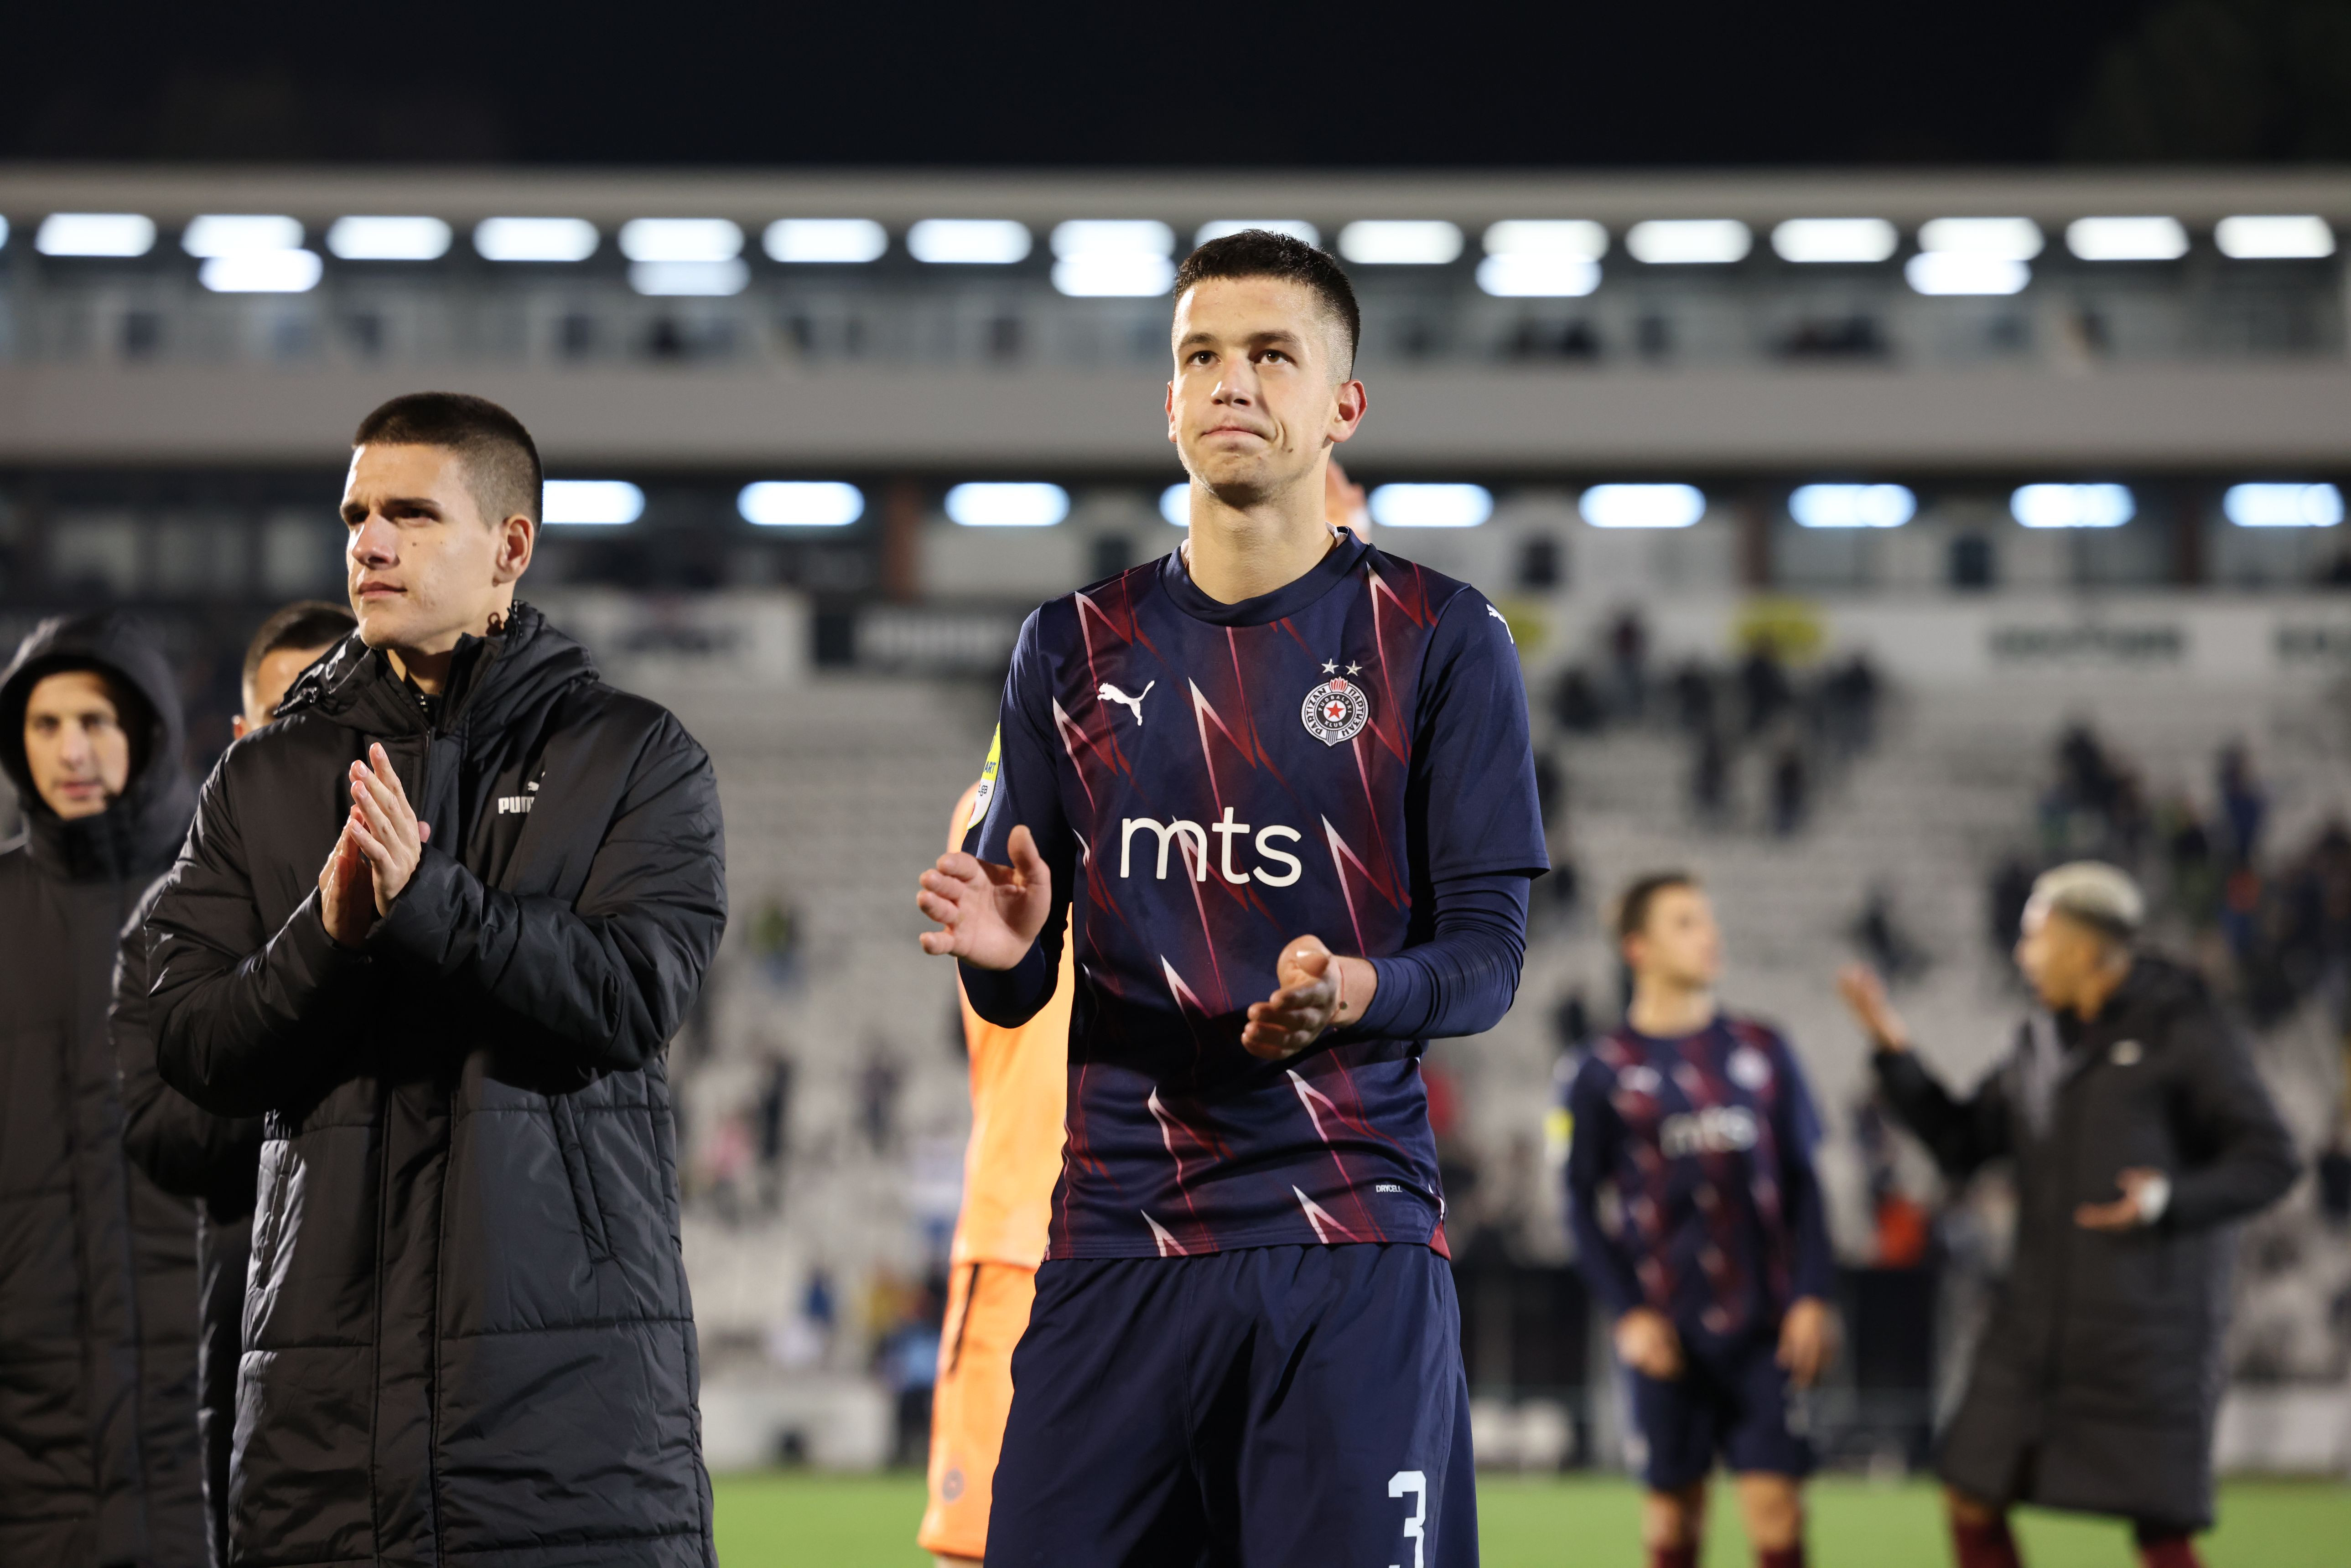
1628 1331 1813 1490
986 1243 1476 1568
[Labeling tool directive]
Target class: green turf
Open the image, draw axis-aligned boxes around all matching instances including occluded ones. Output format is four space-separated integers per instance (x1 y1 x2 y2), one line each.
711 1470 2351 1566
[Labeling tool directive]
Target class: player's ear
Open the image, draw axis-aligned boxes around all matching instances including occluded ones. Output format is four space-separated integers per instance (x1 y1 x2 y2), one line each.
493 514 534 585
1165 379 1179 444
1328 379 1367 445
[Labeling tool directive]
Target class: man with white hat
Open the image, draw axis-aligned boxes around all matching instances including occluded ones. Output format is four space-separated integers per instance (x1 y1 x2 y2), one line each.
1838 861 2299 1568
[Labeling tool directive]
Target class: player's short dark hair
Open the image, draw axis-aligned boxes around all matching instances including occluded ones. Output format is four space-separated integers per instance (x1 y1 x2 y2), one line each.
242 599 357 693
1616 871 1700 942
352 391 543 527
1172 230 1361 377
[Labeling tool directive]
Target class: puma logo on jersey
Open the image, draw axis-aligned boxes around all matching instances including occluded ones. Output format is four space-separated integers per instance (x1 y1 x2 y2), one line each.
1098 681 1154 724
497 794 536 815
1486 604 1515 643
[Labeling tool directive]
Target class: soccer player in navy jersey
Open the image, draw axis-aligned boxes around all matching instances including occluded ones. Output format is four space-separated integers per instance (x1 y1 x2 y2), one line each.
915 229 1547 1567
1563 873 1837 1568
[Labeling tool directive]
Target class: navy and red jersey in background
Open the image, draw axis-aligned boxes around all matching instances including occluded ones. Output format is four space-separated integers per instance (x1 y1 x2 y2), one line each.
1562 1017 1835 1340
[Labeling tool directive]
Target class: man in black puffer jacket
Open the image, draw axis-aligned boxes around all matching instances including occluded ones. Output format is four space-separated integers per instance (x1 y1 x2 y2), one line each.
145 393 726 1568
0 611 205 1568
1840 862 2299 1568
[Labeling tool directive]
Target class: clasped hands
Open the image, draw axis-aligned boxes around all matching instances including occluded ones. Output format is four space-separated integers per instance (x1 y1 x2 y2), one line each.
915 824 1370 1059
317 742 431 948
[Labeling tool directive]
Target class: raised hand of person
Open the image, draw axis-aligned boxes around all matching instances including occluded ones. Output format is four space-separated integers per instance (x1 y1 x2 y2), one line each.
1614 1306 1684 1381
1836 962 1911 1052
1776 1296 1838 1389
2076 1166 2170 1231
317 820 376 948
1240 935 1377 1060
917 824 1052 970
346 743 431 918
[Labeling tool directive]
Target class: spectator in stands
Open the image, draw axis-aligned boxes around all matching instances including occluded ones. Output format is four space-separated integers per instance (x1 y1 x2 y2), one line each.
1840 862 2299 1568
2294 819 2351 1000
1609 607 1650 719
2159 798 2221 930
1691 725 1730 826
877 1273 945 1469
2216 742 2267 870
859 1048 904 1153
1551 665 1604 733
1769 744 1807 837
1851 883 1927 985
1669 659 1716 735
1988 855 2037 957
751 895 804 986
756 1049 795 1211
1533 747 1566 832
1739 642 1791 738
2041 724 2149 867
1553 988 1593 1058
1819 653 1880 758
1852 1101 1931 1270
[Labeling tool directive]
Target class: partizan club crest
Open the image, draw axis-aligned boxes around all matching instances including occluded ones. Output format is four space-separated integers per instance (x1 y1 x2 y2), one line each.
1301 675 1370 746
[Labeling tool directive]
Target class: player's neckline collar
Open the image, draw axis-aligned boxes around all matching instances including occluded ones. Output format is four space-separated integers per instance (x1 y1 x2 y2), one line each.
1160 528 1370 627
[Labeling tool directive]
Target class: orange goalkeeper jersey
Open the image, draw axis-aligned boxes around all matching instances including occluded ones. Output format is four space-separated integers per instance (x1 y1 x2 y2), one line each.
949 928 1072 1269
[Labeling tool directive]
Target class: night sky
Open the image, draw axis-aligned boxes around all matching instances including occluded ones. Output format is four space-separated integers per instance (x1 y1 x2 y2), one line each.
15 0 2341 168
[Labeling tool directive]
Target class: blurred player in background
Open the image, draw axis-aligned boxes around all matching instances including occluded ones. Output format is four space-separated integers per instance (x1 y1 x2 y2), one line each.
917 230 1547 1566
1564 872 1835 1568
234 600 358 738
113 598 354 1567
917 782 1070 1567
1841 862 2299 1568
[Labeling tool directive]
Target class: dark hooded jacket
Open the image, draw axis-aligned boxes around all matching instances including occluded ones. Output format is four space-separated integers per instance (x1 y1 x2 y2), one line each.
145 604 724 1568
1875 955 2300 1531
0 612 205 1568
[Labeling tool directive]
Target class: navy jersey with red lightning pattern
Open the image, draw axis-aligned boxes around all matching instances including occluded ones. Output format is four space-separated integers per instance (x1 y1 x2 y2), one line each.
968 530 1547 1260
1562 1016 1835 1339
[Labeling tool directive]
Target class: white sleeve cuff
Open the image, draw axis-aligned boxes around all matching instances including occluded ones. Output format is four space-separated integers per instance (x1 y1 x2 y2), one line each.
2138 1172 2171 1225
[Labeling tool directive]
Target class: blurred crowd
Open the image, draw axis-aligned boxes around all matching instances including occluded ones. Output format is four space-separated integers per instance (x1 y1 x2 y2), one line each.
1992 725 2351 1039
1541 609 1884 846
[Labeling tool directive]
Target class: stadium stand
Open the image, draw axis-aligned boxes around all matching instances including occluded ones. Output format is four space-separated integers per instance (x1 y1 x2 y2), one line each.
4 162 2348 1480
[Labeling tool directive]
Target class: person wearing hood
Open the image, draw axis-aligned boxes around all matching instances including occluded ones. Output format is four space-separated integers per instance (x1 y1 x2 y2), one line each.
1839 862 2301 1568
143 392 727 1568
0 610 205 1567
110 599 354 1568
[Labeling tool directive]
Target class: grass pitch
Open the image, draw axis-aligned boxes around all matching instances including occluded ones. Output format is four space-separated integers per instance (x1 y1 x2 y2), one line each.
711 1470 2350 1565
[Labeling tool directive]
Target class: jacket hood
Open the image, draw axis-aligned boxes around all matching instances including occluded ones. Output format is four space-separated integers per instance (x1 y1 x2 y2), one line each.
0 610 196 880
2117 951 2211 1018
277 601 599 740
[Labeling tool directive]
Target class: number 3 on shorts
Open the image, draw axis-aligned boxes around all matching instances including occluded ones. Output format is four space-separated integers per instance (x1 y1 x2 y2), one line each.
1388 1469 1427 1568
